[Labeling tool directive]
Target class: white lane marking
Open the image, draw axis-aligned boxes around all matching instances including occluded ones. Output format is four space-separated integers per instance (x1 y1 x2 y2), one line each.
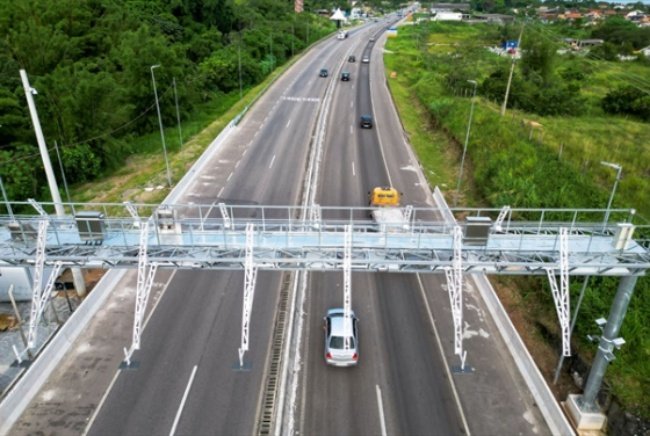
286 119 291 128
352 161 356 176
218 187 224 197
269 154 276 169
84 271 178 436
235 159 241 168
376 384 388 436
350 100 354 108
227 172 233 181
416 274 471 435
350 124 353 135
169 365 198 436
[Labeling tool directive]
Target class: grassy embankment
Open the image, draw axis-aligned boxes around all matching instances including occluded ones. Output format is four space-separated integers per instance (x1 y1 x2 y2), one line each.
384 21 650 417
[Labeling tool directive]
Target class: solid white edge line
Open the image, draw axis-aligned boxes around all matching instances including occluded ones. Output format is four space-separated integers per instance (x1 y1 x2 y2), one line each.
83 271 178 435
416 274 471 435
376 384 388 436
269 154 276 169
169 365 198 436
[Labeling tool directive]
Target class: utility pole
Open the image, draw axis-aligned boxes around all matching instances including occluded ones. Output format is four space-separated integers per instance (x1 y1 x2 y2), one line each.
455 80 477 207
501 23 525 117
20 69 86 297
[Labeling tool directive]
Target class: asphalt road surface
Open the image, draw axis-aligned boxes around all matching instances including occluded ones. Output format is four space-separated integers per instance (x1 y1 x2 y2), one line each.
86 26 370 436
297 26 466 436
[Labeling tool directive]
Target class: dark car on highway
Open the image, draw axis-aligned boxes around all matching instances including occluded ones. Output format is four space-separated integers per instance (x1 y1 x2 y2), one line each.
319 68 328 77
348 55 356 62
341 71 350 81
360 115 373 128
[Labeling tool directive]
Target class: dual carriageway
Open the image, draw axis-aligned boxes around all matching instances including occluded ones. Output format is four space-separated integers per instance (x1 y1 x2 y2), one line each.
5 20 562 435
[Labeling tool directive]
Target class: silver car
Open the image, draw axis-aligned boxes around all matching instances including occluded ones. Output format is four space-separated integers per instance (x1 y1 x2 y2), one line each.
324 308 359 367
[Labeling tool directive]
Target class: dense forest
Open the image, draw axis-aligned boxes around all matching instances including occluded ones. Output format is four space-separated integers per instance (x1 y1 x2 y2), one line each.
0 0 335 201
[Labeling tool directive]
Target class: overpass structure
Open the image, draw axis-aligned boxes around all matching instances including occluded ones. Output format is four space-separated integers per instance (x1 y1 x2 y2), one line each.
2 199 649 428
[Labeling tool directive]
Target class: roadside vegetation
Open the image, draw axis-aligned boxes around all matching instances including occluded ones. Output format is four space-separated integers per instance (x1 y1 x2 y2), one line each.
384 19 650 417
0 0 335 204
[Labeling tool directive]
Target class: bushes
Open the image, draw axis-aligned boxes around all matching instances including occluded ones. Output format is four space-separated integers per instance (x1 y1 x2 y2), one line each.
387 21 650 418
602 86 650 122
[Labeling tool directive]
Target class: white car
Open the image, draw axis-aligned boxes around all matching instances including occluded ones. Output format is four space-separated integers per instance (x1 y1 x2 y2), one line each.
324 308 359 367
362 56 370 63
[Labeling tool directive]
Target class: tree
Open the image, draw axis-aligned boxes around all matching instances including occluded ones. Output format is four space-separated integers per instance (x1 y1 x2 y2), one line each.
521 29 557 84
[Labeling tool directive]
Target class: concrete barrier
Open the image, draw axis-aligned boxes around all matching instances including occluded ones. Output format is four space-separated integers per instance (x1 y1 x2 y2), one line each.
0 269 127 435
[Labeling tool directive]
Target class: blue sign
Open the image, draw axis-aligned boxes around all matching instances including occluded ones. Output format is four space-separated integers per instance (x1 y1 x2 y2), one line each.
503 40 518 49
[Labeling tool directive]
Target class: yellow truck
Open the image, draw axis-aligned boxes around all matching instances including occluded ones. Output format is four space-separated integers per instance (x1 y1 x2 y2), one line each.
368 187 408 230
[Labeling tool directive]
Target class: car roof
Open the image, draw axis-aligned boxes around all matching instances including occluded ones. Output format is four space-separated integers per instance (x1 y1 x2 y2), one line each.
361 114 372 120
327 308 356 336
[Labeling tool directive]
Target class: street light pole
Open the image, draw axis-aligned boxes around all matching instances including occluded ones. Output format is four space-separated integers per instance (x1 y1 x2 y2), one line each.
455 80 478 207
150 65 172 188
238 33 243 101
172 77 183 151
20 69 86 298
601 161 622 231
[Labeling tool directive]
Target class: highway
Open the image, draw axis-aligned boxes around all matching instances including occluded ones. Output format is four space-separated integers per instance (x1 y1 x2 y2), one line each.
297 28 465 435
86 26 370 436
8 18 551 436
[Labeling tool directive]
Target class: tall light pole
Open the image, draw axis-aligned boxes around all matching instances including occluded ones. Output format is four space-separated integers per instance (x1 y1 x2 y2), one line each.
601 161 622 231
172 77 183 151
150 65 172 188
238 33 244 101
455 79 478 207
20 69 86 297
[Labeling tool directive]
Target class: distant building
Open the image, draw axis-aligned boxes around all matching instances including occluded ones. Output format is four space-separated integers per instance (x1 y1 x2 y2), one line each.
432 11 463 21
579 39 604 48
472 13 514 24
430 3 470 12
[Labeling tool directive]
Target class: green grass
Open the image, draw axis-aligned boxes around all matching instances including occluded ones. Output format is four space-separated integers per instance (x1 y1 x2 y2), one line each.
385 20 650 418
69 45 317 205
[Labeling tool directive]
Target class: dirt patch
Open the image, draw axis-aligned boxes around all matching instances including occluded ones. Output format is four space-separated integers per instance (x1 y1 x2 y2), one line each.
0 314 18 331
57 268 108 297
492 278 580 401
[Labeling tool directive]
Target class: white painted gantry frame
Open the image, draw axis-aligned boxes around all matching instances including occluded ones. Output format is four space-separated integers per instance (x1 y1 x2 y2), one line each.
4 201 649 367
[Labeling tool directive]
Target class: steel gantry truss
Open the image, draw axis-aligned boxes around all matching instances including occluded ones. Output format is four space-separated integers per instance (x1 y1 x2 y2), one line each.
1 200 649 366
26 219 63 351
444 225 466 369
124 219 159 366
239 223 259 367
343 225 352 351
546 228 571 356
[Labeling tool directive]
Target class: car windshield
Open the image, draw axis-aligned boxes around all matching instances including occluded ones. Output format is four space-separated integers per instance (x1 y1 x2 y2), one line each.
329 336 355 350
